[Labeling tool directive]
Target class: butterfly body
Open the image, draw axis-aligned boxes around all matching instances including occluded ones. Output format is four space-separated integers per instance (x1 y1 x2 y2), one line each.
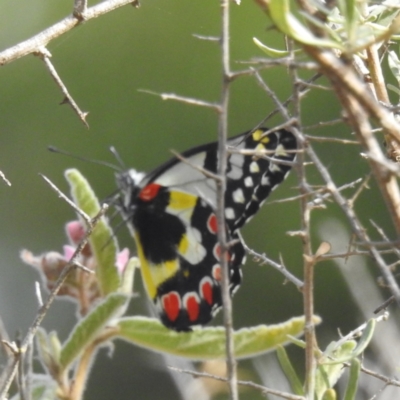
116 128 297 331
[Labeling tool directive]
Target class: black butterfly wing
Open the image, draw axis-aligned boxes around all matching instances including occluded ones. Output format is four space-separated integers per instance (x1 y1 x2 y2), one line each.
118 128 296 331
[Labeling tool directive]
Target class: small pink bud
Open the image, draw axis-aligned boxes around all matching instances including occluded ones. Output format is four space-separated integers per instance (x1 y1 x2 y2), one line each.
66 221 86 244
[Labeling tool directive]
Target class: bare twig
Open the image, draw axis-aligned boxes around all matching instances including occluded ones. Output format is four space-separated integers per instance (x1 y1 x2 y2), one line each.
0 179 107 398
168 366 306 400
39 174 91 225
74 0 88 19
34 282 43 308
138 90 220 111
0 171 11 186
0 0 137 66
36 47 89 128
238 232 303 288
217 1 237 399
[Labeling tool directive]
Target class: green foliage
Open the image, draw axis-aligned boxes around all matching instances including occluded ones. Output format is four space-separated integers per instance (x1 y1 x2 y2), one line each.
60 292 129 370
117 315 320 360
65 169 121 295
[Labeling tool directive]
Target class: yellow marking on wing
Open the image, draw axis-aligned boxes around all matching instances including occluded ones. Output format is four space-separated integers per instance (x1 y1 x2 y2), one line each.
252 129 270 144
178 233 189 255
168 191 197 210
134 233 180 300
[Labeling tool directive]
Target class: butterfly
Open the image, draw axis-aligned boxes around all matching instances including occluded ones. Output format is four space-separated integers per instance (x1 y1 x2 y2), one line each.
115 128 297 331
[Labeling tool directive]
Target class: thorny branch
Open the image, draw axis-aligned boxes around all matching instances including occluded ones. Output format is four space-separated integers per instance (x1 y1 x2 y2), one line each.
4 0 400 398
0 177 106 399
0 0 138 127
0 0 138 66
217 1 238 399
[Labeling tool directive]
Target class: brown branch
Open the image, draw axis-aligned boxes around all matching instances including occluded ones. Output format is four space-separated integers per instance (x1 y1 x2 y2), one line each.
218 1 238 399
0 179 107 398
37 47 89 128
168 366 306 400
0 0 137 66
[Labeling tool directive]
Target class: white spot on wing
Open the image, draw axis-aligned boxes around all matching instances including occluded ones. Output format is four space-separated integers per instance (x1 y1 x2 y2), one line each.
250 161 259 173
261 175 270 186
269 163 281 172
232 188 245 203
275 144 288 157
225 208 235 219
244 176 253 187
181 226 207 264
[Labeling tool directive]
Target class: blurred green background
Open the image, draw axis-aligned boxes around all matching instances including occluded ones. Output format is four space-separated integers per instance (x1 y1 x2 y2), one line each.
1 0 399 399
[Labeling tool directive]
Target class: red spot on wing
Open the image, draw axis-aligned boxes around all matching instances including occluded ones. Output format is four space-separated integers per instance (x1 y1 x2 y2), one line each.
162 292 180 322
184 293 200 322
200 278 213 305
139 183 161 201
213 243 231 262
212 264 222 281
207 214 218 234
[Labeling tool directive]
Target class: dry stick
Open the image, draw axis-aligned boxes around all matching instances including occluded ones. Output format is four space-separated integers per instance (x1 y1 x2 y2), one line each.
287 39 316 400
306 136 400 306
238 232 303 288
259 73 322 127
0 171 11 186
240 57 318 70
305 135 359 145
358 364 400 389
301 46 400 305
137 90 220 110
37 47 89 128
0 183 104 399
0 0 137 66
270 177 363 206
74 0 88 19
168 366 306 400
359 2 400 161
305 48 400 233
253 66 317 399
370 220 400 313
218 1 238 400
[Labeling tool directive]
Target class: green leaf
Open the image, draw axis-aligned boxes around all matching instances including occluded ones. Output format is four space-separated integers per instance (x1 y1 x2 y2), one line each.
322 319 376 365
36 328 62 376
276 345 304 396
338 0 357 41
253 37 290 57
315 341 356 400
119 257 139 296
268 0 342 49
343 358 360 400
321 389 337 400
116 315 321 360
388 51 400 86
65 168 120 295
9 377 57 400
60 292 129 370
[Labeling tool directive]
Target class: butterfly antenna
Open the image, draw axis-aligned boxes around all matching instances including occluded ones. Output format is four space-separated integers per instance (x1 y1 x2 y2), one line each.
109 146 127 170
48 146 121 171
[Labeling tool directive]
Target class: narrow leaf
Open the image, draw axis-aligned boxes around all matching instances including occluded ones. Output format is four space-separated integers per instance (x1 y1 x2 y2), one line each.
117 315 321 360
315 341 356 400
322 319 376 365
60 293 129 370
321 389 337 400
253 37 290 57
268 0 342 49
276 345 304 395
65 169 120 295
343 358 360 400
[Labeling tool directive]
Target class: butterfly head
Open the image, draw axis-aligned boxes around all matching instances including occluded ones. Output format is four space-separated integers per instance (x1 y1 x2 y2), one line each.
115 169 146 215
